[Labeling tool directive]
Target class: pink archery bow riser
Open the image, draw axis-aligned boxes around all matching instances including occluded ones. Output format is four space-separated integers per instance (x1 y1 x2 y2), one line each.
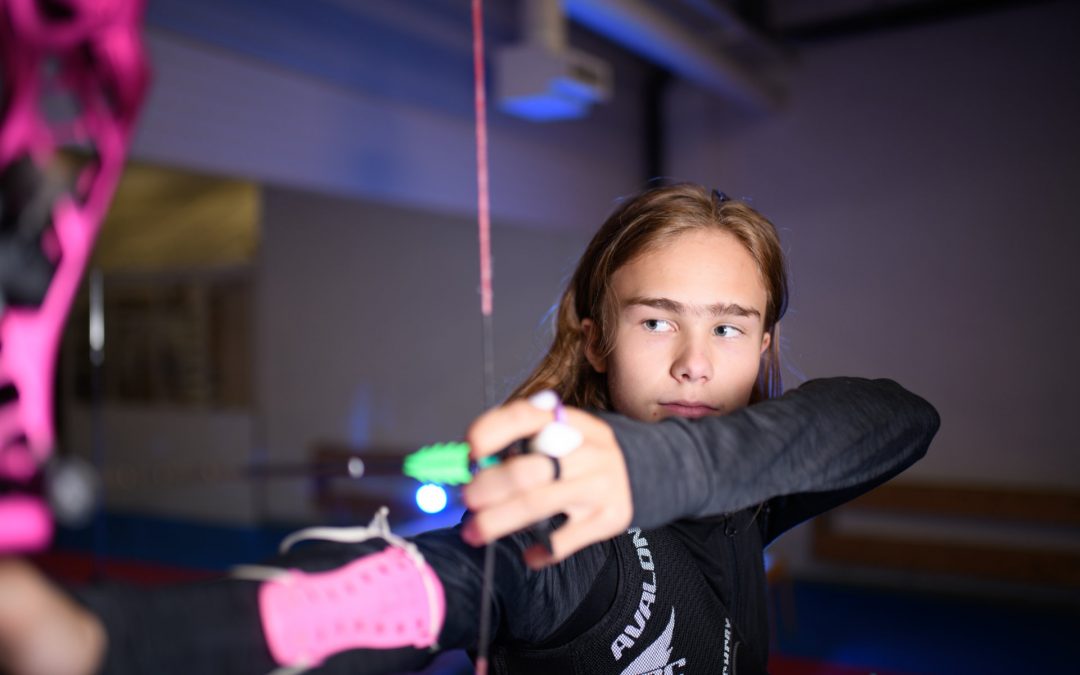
0 0 149 553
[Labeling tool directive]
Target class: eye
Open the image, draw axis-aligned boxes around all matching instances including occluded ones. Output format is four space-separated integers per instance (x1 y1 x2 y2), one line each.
713 324 743 338
643 319 674 333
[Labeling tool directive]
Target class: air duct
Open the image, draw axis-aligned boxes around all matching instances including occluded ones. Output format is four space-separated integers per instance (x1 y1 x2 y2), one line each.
496 0 613 121
564 0 783 112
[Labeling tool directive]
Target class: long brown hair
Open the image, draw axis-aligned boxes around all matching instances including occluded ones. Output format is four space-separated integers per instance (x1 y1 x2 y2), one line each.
510 183 789 409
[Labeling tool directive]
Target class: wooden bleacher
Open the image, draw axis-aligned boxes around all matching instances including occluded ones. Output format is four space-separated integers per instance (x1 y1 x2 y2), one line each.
812 482 1080 586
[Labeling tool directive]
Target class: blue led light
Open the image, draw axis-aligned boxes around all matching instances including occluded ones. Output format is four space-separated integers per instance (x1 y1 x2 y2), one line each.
415 484 448 514
499 93 589 122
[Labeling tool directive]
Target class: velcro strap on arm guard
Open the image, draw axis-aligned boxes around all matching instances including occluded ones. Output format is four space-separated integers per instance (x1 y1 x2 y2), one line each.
258 546 445 669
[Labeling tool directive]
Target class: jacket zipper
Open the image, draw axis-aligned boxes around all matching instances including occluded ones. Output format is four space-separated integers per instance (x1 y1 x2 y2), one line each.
726 514 740 621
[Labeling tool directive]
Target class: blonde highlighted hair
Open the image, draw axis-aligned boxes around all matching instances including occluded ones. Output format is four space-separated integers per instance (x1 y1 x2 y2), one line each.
511 183 788 409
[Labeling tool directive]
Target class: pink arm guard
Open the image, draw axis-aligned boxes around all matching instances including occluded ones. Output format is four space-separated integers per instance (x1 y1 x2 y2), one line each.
259 546 446 669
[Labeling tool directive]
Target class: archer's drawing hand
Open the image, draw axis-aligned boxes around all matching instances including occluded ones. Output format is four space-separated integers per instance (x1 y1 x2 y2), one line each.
461 398 632 568
0 558 105 675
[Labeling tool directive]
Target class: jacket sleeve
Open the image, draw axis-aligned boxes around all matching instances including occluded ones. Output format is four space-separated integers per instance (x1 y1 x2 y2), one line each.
601 377 940 541
413 522 611 647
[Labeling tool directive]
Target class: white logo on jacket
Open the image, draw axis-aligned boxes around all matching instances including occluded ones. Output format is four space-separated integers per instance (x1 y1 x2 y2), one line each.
611 530 688 673
611 528 658 660
618 608 687 675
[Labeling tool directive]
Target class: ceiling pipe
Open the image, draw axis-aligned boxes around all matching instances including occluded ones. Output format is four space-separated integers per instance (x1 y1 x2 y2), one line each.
524 0 568 52
563 0 784 112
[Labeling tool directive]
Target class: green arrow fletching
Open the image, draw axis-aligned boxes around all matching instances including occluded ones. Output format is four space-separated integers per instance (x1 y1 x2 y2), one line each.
404 442 473 486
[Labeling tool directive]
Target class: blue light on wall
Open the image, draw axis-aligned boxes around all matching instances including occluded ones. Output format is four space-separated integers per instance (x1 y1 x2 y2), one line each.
499 88 590 121
415 484 448 514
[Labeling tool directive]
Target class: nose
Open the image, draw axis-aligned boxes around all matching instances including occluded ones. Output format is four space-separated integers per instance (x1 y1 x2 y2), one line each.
671 334 713 383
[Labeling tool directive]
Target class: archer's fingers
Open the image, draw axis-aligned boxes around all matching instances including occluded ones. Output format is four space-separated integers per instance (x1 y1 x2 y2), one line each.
461 478 585 546
523 510 630 569
466 399 554 460
463 452 559 511
466 399 615 461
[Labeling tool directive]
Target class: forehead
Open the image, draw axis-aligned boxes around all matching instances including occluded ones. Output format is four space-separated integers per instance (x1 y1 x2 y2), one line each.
611 229 768 312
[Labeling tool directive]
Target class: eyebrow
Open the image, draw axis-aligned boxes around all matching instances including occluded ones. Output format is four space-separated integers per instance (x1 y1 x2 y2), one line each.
622 296 761 320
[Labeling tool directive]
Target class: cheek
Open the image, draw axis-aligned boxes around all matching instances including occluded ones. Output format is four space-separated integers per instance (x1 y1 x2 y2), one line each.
742 345 765 381
604 366 638 418
610 338 668 384
717 344 765 397
606 350 645 395
604 344 664 416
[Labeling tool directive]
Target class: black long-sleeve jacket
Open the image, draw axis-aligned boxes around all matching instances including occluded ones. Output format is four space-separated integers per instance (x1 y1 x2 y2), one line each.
80 377 939 674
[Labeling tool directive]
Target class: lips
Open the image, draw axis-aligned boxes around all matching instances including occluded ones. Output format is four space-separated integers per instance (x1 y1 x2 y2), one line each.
660 401 720 419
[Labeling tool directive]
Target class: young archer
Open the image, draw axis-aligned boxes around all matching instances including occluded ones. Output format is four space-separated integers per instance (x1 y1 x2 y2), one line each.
0 184 938 675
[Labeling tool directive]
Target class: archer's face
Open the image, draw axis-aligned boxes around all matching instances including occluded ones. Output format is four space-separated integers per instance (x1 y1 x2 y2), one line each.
585 229 771 422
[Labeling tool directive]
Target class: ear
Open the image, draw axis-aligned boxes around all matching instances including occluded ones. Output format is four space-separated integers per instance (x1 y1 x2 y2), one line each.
581 318 607 373
759 329 772 356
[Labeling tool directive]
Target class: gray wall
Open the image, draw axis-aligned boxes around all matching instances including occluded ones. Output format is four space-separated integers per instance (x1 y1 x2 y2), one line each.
667 1 1080 490
255 188 588 520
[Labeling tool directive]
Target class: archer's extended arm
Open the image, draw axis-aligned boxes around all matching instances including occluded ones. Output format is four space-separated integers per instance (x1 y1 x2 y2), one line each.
606 377 939 540
74 510 607 674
